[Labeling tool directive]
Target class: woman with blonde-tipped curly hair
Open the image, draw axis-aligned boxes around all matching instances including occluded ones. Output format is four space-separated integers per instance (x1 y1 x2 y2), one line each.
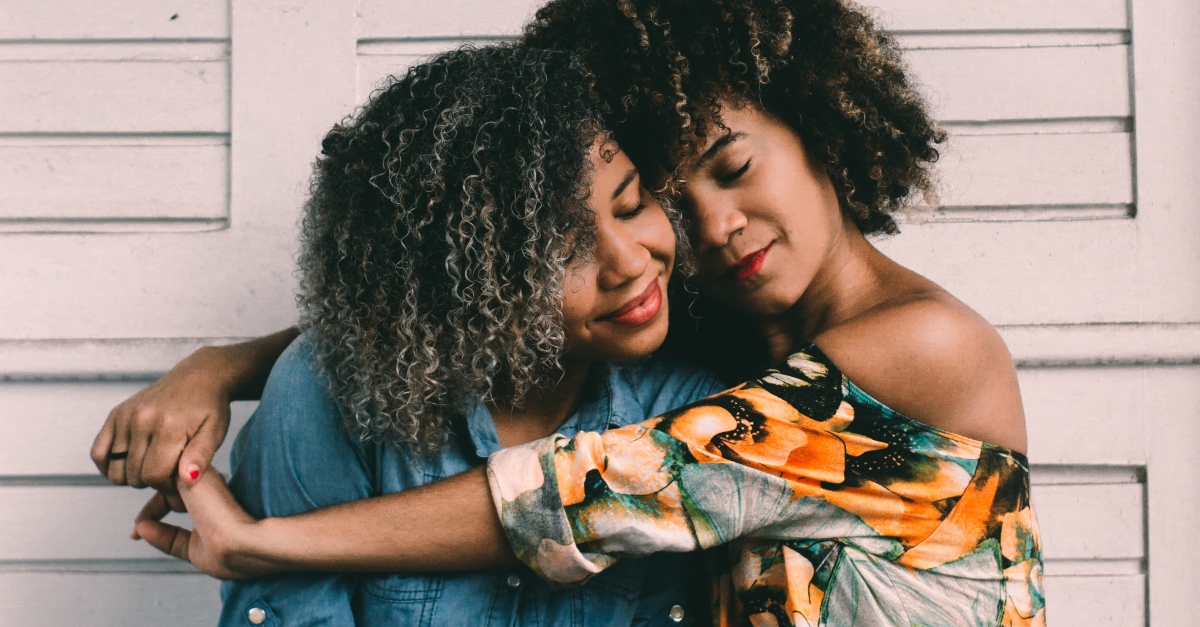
98 1 1044 625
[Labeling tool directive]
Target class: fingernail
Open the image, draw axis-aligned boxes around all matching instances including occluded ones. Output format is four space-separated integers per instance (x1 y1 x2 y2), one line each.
186 464 200 482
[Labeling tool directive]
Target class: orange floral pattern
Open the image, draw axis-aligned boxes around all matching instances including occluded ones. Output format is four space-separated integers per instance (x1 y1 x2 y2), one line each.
487 345 1045 626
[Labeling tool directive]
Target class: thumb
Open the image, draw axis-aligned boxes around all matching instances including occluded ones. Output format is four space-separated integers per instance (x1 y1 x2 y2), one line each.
178 419 227 485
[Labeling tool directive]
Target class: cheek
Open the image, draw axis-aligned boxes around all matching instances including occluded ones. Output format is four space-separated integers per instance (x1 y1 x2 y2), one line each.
559 266 598 335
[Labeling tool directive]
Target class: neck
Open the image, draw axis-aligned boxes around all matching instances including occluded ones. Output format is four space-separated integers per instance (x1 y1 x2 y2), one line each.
488 358 595 448
759 222 895 363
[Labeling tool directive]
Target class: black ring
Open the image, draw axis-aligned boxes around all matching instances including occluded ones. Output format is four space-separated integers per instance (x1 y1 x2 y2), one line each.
107 451 129 461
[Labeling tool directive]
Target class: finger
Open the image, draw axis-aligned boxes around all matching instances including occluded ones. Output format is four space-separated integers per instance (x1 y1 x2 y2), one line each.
135 491 173 524
105 411 132 486
178 415 228 485
139 424 189 492
90 407 120 476
135 520 191 562
124 421 154 489
165 492 187 513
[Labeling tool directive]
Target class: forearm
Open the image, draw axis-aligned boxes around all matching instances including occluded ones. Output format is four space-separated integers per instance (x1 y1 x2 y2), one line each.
245 466 518 573
198 327 301 401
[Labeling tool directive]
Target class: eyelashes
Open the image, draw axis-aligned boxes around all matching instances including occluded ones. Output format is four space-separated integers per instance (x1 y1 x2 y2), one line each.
719 160 751 184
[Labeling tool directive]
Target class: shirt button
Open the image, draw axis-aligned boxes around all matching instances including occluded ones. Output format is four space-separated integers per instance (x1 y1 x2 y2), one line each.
506 573 522 588
669 604 686 623
247 607 267 625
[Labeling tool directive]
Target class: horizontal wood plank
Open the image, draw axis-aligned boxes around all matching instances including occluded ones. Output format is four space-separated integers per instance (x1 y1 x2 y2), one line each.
906 45 1130 122
0 381 255 476
1032 483 1144 560
0 572 219 627
877 219 1139 326
865 0 1128 32
1043 574 1145 627
0 0 228 40
0 60 229 133
1019 369 1146 465
937 132 1133 208
0 485 195 560
357 0 539 40
0 475 1142 562
0 141 229 221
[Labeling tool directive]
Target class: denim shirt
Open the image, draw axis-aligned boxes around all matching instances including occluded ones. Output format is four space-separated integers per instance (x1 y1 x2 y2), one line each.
220 331 727 627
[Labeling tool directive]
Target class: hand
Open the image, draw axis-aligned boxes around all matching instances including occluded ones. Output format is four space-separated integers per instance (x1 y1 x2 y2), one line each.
90 348 234 493
134 470 281 580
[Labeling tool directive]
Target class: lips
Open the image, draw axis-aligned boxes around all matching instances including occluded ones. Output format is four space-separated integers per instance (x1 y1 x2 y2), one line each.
599 279 663 327
726 242 774 282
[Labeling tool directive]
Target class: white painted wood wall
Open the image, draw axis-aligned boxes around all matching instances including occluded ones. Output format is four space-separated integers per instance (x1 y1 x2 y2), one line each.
1 0 1196 624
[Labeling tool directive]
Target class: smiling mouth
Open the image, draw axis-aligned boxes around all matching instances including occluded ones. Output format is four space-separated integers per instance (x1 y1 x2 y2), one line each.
599 279 663 327
726 242 774 282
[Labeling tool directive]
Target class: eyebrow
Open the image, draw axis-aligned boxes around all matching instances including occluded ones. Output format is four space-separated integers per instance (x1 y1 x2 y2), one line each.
611 168 638 201
694 131 747 169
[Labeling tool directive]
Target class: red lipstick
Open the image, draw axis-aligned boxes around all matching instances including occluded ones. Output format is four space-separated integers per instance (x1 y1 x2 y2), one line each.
727 242 774 282
600 280 663 326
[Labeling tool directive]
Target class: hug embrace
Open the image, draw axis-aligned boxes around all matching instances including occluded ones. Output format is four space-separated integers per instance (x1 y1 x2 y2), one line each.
91 0 1045 625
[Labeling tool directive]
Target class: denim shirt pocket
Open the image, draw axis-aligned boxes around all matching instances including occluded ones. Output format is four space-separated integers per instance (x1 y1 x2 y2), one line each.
358 574 443 627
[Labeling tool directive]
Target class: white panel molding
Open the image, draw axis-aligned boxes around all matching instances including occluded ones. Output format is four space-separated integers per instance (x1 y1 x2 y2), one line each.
0 558 195 573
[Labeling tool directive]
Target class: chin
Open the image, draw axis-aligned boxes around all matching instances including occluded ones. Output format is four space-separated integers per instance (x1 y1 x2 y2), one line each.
602 319 670 362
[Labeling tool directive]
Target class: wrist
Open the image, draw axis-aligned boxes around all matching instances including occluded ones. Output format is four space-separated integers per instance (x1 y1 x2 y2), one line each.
187 345 243 401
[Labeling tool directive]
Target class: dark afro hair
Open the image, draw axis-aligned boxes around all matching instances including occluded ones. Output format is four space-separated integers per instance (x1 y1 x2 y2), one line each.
298 44 609 451
522 0 946 235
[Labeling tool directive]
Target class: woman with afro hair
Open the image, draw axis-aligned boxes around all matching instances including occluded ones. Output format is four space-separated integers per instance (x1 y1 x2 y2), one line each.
100 1 1045 625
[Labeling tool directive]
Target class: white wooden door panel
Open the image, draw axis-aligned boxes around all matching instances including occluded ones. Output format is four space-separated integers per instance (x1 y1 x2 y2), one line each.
0 380 255 476
0 486 194 561
0 0 229 40
936 132 1133 209
358 0 540 39
0 139 229 223
0 573 220 627
1 0 1194 623
879 220 1139 325
906 45 1131 122
0 58 229 134
1033 483 1144 561
1044 575 1145 627
1019 369 1146 466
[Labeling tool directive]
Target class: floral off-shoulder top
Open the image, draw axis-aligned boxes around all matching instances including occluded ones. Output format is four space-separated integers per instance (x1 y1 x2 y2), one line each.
486 345 1045 627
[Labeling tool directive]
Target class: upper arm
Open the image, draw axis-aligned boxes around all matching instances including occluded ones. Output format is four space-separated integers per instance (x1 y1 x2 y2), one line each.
814 297 1027 453
228 331 374 517
221 333 372 626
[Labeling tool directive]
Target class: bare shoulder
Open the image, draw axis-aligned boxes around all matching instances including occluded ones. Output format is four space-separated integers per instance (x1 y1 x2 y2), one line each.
812 289 1028 453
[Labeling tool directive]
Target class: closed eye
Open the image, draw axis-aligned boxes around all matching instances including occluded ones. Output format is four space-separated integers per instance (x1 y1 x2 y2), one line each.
617 202 647 220
719 160 751 184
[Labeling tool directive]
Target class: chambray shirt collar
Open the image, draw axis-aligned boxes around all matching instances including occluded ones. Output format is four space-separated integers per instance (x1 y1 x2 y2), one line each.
462 362 642 459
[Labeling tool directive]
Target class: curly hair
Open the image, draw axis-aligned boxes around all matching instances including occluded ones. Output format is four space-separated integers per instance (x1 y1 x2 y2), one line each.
297 45 610 451
522 0 946 234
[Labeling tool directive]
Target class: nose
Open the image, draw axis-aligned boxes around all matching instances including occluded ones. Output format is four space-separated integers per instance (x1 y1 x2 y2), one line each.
594 223 652 290
687 192 748 252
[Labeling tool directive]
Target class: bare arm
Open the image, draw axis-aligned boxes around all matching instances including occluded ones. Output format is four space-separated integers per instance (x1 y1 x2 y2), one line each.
91 327 301 492
136 465 517 579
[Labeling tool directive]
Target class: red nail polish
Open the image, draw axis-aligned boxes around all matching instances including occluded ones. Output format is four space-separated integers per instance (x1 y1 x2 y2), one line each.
187 467 200 481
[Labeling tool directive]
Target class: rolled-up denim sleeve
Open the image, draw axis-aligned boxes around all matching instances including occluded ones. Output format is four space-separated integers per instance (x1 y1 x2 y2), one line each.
219 334 373 627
